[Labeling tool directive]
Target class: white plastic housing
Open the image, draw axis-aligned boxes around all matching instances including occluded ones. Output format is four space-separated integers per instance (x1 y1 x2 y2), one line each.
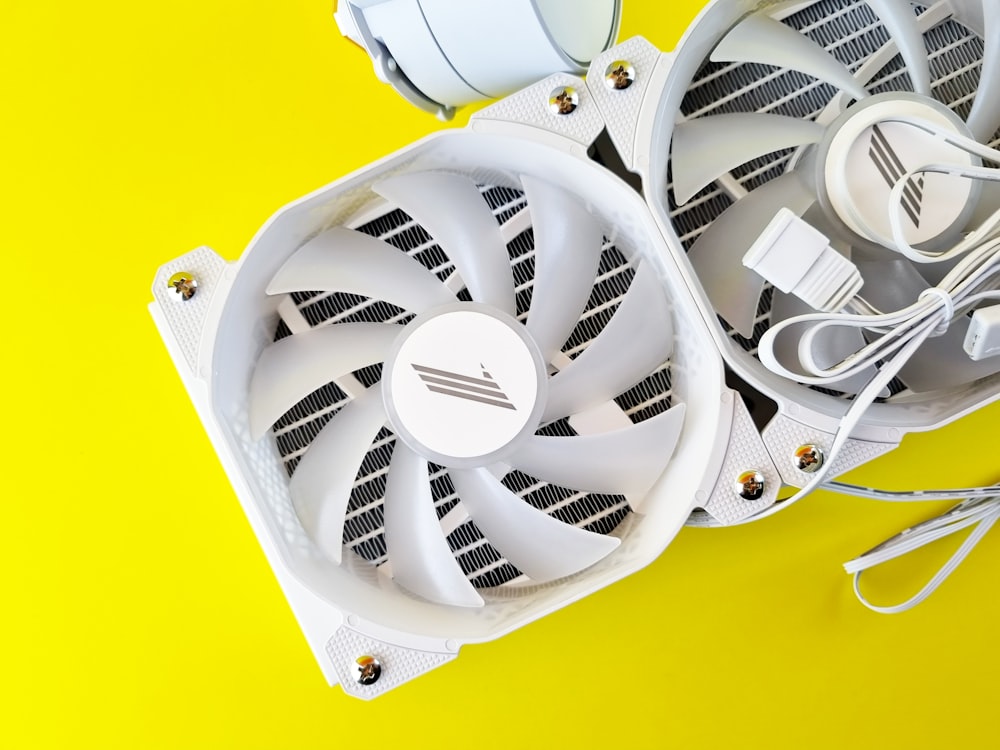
150 78 746 697
586 3 1000 492
335 0 622 118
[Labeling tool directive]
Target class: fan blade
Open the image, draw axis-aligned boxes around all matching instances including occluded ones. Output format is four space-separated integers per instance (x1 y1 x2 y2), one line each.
288 388 387 565
384 444 484 607
510 403 686 496
770 289 887 396
449 467 620 582
672 114 825 205
867 0 931 95
521 175 605 363
266 227 456 313
687 172 816 338
710 12 869 101
967 1 1000 141
857 260 1000 391
374 172 516 315
542 263 673 422
249 322 399 439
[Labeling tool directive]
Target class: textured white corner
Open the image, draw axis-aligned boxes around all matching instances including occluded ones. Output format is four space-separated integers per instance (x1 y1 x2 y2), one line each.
586 37 664 172
470 73 604 148
150 247 228 375
700 392 780 525
327 626 457 700
763 413 898 487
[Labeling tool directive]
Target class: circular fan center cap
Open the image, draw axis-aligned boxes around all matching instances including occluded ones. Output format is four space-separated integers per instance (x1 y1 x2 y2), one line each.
383 304 547 467
823 95 980 249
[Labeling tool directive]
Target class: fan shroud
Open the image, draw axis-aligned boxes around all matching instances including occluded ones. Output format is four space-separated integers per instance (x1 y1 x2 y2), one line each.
152 102 734 696
588 0 1000 477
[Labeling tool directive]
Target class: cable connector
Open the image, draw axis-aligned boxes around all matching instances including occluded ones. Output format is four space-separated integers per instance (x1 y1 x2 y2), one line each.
964 304 1000 361
743 208 863 312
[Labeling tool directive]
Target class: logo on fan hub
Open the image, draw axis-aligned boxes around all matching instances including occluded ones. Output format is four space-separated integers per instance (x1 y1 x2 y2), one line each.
411 363 516 411
868 124 924 228
384 305 546 465
824 96 978 248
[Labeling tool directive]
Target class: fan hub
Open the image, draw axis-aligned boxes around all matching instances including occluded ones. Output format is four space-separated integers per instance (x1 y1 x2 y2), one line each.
821 94 980 251
383 304 547 467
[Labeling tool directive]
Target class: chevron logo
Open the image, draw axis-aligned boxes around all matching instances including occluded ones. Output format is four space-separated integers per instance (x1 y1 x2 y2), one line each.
411 363 516 411
869 124 925 228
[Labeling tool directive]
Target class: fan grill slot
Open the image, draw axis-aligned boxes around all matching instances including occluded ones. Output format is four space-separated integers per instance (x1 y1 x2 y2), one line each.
668 0 989 399
266 184 673 587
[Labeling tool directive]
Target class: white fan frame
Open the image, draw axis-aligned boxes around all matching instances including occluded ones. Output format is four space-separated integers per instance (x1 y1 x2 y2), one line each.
586 0 1000 492
150 74 781 698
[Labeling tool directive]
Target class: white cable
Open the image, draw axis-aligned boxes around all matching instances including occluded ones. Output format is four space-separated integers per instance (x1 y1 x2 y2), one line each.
757 202 1000 389
748 113 1000 605
734 322 935 525
875 115 1000 263
824 480 1000 502
844 496 1000 614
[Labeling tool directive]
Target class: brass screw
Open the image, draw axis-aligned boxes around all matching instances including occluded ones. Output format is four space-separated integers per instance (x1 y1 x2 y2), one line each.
355 655 382 686
735 470 766 501
604 60 635 90
795 444 824 474
167 271 198 301
548 86 579 115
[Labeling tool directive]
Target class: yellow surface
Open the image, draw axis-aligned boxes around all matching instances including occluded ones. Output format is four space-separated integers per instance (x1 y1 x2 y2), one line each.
3 1 998 748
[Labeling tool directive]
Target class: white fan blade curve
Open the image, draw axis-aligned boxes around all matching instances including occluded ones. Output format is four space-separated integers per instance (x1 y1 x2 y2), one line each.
288 388 388 565
967 1 1000 141
509 403 686 497
266 227 456 314
710 12 869 102
449 467 620 582
672 113 825 205
542 263 673 422
769 290 888 397
374 172 517 316
384 444 484 607
866 0 931 95
687 172 816 338
856 260 1000 391
521 175 605 364
249 322 400 439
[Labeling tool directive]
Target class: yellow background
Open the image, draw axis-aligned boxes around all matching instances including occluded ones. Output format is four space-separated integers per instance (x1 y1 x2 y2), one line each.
3 1 998 747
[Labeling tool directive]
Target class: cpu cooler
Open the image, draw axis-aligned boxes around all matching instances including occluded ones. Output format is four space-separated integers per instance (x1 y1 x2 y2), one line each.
150 75 782 697
586 0 1000 500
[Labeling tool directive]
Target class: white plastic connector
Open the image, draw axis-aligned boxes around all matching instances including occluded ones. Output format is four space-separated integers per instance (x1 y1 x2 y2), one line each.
743 208 863 312
964 304 1000 361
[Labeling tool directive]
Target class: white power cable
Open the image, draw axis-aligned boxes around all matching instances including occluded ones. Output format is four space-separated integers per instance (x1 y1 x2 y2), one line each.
732 319 936 524
757 239 1000 387
842 496 1000 614
745 113 1000 607
824 480 1000 502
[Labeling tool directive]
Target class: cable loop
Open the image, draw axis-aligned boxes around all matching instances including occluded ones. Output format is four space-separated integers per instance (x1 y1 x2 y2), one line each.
917 287 956 336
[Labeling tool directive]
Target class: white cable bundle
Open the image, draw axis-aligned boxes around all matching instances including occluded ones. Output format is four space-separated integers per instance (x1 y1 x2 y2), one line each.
743 115 1000 606
842 494 1000 614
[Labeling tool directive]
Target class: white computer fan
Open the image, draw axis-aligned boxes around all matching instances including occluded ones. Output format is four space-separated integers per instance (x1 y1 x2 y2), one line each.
150 76 772 698
587 0 1000 493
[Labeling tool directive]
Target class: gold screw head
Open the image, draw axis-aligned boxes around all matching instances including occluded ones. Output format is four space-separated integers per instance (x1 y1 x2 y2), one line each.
604 60 635 90
355 655 382 685
167 272 198 301
736 470 766 501
795 444 824 474
548 86 579 115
